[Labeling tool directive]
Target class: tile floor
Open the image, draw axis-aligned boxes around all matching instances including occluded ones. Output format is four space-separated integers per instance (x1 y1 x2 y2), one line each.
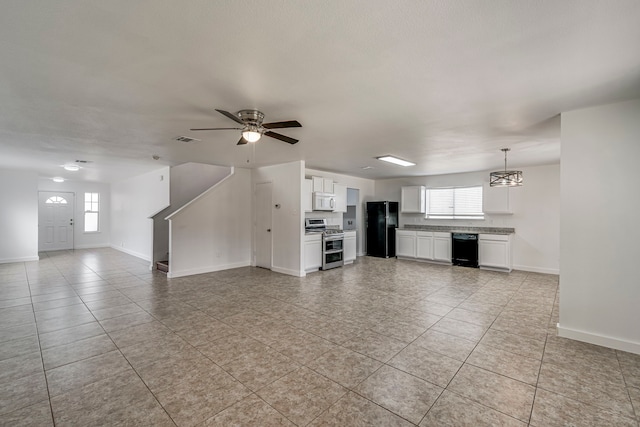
1 248 639 426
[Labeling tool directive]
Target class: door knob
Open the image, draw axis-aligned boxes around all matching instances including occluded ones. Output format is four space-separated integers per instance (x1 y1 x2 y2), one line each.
267 229 271 232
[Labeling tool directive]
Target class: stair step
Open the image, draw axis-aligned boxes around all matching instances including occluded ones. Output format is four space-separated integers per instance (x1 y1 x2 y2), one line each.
156 261 169 273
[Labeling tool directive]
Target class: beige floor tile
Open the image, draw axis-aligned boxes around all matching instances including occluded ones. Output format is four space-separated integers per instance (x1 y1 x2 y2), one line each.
107 320 175 348
467 343 541 385
0 372 49 416
342 329 407 363
45 350 133 396
530 388 637 427
223 347 299 391
480 328 545 360
421 390 526 427
413 329 476 361
0 351 42 384
269 328 339 364
355 365 443 424
42 333 116 370
257 367 347 426
389 343 463 388
448 364 535 422
618 350 640 389
197 333 271 366
51 371 173 426
310 391 412 426
307 346 382 389
155 370 250 426
445 307 498 328
0 399 53 427
432 317 488 342
537 361 634 417
202 393 294 426
37 321 104 350
628 386 640 421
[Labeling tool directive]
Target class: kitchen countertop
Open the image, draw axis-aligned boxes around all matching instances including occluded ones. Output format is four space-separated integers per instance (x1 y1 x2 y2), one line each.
399 225 515 235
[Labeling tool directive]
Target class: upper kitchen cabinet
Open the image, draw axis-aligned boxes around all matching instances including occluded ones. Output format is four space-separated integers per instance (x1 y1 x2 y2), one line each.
482 182 512 214
401 186 426 213
334 183 347 213
303 179 313 212
312 176 334 193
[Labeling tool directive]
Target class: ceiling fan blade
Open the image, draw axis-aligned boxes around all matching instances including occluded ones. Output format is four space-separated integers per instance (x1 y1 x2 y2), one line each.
265 131 298 144
215 109 245 125
262 120 302 129
237 137 248 145
190 127 243 131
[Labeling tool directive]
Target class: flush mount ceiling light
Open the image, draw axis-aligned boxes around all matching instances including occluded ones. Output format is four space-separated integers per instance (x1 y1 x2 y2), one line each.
376 155 416 167
63 164 80 171
52 177 65 183
490 148 523 187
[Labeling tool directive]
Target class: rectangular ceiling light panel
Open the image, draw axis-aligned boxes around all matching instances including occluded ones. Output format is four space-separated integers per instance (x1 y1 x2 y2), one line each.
376 155 416 167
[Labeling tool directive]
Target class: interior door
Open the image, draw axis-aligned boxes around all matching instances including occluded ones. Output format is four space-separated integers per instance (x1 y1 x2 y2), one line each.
38 191 75 251
255 182 273 269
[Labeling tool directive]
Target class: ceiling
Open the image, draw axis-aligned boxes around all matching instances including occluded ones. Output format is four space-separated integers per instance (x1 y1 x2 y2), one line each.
1 1 639 183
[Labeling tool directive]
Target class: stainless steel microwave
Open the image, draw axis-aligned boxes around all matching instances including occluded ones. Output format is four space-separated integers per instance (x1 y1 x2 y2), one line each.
312 192 335 211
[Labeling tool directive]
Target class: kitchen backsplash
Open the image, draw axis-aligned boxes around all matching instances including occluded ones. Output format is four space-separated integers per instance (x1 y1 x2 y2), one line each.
305 211 343 227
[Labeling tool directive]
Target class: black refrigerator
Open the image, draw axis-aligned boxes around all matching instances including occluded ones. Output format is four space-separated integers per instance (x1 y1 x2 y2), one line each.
366 201 399 258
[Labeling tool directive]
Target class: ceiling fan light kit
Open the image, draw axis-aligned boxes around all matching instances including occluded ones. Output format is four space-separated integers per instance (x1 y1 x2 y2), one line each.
191 109 301 145
490 148 523 187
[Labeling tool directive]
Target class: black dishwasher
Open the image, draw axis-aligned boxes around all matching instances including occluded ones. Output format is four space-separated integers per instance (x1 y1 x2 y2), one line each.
452 233 478 268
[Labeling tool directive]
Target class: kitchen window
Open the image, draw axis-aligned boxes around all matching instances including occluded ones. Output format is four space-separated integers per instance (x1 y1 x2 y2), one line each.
425 186 484 220
84 192 100 232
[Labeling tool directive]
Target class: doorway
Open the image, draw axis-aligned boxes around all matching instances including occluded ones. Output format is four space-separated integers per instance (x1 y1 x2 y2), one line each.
255 182 273 269
38 191 75 251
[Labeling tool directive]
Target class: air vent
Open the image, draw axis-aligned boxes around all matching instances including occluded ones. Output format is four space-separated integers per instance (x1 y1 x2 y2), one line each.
75 160 91 163
174 136 200 143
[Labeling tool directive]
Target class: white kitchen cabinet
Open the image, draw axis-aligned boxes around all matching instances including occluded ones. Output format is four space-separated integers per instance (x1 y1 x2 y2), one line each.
311 176 334 193
479 233 512 271
303 179 313 212
416 231 434 260
334 183 347 213
401 186 426 213
483 182 512 214
396 230 417 258
433 232 452 262
344 231 356 264
304 233 322 272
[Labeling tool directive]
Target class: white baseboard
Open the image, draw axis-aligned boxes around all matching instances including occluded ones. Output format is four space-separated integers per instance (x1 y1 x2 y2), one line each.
168 261 251 278
0 255 39 264
513 264 559 275
271 265 305 277
110 245 150 262
557 323 640 355
74 243 111 250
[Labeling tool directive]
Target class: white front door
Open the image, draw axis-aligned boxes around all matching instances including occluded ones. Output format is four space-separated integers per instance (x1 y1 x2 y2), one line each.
38 192 75 251
255 182 273 269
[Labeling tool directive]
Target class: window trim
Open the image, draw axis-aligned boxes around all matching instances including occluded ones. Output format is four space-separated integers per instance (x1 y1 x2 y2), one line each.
425 185 484 220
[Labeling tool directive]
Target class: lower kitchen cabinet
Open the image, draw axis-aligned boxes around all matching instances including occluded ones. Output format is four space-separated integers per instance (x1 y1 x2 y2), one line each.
344 231 356 264
478 233 512 271
433 232 452 262
396 230 417 258
304 233 322 272
416 231 433 259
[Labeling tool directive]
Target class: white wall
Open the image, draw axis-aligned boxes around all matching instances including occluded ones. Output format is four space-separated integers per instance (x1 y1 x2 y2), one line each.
152 163 232 264
111 167 170 262
254 161 304 276
167 168 252 278
38 178 111 249
374 164 560 274
0 169 38 263
560 98 640 354
305 168 376 256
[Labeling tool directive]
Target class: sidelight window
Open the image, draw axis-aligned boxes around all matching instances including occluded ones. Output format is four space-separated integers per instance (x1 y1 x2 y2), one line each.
425 186 484 220
84 192 99 232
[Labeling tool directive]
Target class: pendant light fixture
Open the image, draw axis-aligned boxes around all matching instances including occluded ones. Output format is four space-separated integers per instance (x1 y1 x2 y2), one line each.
490 148 523 187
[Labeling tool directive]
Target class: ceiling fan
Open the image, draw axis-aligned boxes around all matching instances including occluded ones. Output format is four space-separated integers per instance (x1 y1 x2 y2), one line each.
191 109 302 145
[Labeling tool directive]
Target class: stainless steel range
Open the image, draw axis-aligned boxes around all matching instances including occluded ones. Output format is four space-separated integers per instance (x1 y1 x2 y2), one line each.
305 219 345 270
